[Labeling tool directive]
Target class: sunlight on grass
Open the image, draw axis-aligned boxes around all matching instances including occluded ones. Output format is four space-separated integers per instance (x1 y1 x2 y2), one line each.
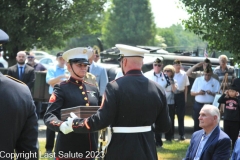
39 139 190 160
157 140 190 160
39 139 54 160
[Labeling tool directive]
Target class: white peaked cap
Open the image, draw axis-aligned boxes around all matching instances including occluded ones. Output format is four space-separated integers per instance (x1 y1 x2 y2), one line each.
63 47 93 62
115 44 149 58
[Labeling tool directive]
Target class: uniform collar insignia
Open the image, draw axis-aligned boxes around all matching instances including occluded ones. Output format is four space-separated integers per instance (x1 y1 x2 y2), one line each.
69 77 83 85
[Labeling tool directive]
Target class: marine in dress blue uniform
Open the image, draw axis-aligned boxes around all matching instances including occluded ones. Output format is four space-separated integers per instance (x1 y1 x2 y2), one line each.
44 47 100 160
59 44 171 160
0 29 38 160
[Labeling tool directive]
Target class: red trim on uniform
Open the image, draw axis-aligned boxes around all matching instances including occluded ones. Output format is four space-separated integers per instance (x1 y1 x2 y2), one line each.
84 119 90 129
49 93 56 103
50 120 63 127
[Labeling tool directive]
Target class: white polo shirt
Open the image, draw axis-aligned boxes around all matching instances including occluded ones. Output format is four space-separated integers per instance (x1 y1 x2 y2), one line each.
174 70 190 91
144 70 167 88
191 76 220 103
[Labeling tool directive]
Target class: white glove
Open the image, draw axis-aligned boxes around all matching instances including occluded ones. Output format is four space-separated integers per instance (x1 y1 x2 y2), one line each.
70 112 78 118
59 112 78 134
59 117 74 134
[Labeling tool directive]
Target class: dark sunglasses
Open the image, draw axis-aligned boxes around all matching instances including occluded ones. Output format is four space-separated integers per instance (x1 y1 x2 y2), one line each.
95 55 100 57
154 64 161 67
28 56 34 59
164 70 171 72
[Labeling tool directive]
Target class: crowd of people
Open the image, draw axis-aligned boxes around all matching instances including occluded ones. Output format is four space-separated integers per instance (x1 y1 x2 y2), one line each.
1 27 240 159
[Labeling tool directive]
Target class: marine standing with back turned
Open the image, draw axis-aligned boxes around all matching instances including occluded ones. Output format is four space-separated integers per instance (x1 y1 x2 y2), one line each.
58 44 171 160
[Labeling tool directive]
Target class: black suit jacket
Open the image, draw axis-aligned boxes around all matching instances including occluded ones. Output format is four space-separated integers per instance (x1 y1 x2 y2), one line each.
0 72 38 159
7 64 35 89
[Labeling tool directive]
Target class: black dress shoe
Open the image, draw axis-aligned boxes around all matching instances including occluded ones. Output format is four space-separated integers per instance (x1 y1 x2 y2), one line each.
155 142 163 147
179 136 186 141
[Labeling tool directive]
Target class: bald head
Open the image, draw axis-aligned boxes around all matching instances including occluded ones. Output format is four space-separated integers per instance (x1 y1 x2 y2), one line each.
17 51 26 57
29 51 35 57
121 57 143 73
16 51 27 65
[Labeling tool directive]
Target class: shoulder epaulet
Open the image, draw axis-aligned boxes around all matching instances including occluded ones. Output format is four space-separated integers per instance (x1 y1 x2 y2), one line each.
85 72 96 80
4 75 26 85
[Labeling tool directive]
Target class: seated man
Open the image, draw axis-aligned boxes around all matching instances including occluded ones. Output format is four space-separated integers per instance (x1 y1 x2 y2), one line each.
184 105 231 160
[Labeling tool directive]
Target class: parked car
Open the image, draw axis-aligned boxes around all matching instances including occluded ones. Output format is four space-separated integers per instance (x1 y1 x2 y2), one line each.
39 57 57 69
31 51 53 60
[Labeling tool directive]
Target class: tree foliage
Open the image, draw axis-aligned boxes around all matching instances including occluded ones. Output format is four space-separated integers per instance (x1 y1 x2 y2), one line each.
157 24 206 53
102 0 156 48
0 0 106 60
180 0 240 59
64 33 101 51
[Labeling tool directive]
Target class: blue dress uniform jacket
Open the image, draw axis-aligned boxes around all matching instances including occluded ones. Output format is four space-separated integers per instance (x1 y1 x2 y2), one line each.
44 77 100 159
0 72 38 160
184 126 231 160
71 70 171 160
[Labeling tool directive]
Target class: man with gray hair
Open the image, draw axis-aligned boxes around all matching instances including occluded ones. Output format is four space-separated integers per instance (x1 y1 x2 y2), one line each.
213 54 235 89
184 105 231 160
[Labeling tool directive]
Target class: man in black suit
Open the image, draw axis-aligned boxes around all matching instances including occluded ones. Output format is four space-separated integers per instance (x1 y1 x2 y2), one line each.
7 51 35 90
0 29 38 159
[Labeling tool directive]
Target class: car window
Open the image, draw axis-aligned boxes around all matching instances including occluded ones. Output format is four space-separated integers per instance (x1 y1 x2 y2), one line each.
40 59 48 64
35 53 44 56
48 59 53 64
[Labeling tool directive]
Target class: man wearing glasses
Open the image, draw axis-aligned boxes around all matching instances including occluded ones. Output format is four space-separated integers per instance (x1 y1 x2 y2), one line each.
144 58 170 147
191 65 220 131
26 51 46 71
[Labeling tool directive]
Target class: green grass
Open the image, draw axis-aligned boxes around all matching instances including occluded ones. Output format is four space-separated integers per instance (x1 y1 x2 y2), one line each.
157 140 190 160
39 139 54 160
38 139 190 160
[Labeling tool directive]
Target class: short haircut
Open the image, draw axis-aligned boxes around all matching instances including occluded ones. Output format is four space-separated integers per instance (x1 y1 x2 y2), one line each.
218 55 228 62
202 105 220 122
17 51 27 56
163 65 176 77
173 59 181 65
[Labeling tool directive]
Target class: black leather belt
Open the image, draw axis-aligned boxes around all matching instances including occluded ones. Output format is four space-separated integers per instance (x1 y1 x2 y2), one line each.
196 101 211 105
